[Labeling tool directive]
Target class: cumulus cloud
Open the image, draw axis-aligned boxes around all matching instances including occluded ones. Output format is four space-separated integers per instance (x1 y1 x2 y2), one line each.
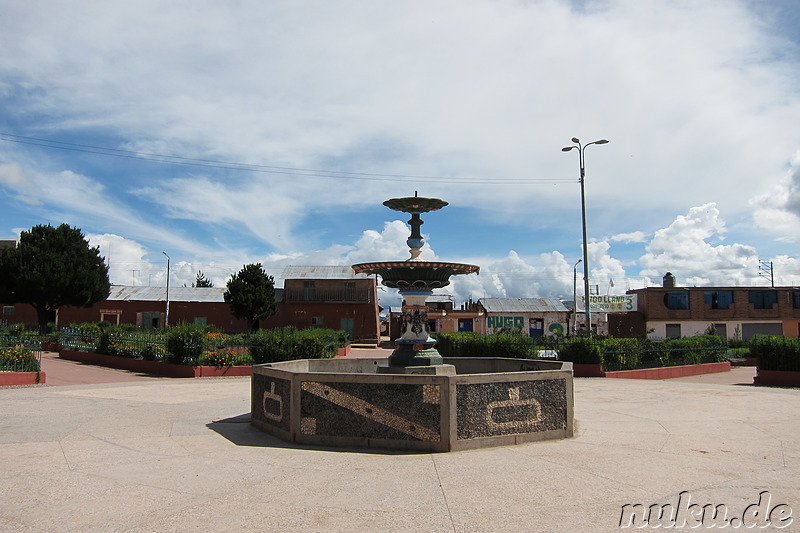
639 204 759 286
751 151 800 243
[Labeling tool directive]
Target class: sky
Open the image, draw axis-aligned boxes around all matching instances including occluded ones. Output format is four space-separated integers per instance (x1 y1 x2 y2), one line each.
1 0 800 311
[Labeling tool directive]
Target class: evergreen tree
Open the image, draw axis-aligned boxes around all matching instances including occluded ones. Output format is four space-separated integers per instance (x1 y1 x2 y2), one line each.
0 224 111 332
224 263 277 332
193 270 213 287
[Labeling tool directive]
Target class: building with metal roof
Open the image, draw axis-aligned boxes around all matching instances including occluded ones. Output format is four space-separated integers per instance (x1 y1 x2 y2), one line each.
280 265 372 280
479 298 570 314
478 298 571 338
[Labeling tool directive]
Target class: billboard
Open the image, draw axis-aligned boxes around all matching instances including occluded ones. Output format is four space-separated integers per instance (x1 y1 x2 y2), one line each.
583 294 637 312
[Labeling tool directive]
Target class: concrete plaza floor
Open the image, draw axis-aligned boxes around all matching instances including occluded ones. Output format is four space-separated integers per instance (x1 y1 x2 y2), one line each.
0 357 797 532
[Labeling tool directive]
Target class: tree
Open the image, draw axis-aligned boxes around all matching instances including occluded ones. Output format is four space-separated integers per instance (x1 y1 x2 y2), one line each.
0 224 111 332
193 270 213 288
224 263 277 332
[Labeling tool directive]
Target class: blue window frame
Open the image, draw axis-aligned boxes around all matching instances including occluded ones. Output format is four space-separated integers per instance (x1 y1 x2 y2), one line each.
749 290 777 309
703 291 733 310
663 291 690 310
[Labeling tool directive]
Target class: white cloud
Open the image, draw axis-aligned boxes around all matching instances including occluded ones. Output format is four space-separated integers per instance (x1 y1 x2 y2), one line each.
639 204 759 286
751 151 800 243
2 0 798 222
610 231 647 244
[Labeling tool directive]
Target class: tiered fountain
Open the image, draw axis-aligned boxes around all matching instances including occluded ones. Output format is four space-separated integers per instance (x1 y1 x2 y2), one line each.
352 193 479 372
251 194 574 452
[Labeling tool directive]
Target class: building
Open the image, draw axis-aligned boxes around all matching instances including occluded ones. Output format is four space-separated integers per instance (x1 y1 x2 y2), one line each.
478 298 570 338
612 272 800 340
278 266 380 343
2 265 381 342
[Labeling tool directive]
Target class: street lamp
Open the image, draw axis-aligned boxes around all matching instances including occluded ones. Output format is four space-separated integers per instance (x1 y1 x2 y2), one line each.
573 259 582 335
162 251 171 328
562 137 608 335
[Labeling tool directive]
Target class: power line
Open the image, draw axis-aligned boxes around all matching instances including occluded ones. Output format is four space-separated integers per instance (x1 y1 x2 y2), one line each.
0 132 574 185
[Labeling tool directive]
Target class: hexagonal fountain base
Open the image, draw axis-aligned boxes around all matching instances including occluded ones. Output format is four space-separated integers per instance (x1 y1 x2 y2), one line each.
251 358 573 452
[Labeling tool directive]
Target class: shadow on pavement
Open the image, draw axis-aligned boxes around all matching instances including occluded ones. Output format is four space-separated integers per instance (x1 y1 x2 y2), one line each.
206 413 421 455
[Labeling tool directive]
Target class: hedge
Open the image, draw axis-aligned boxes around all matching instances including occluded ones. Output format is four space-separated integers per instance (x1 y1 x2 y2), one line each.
431 332 539 359
750 335 800 372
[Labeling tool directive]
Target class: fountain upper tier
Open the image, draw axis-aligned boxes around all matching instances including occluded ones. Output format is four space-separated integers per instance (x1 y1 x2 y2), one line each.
352 193 479 287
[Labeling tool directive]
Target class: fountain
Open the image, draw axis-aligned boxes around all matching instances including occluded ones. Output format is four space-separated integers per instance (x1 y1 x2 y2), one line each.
351 193 479 372
251 195 573 452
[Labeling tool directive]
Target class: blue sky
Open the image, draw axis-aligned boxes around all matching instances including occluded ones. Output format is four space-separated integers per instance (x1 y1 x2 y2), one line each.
1 0 799 310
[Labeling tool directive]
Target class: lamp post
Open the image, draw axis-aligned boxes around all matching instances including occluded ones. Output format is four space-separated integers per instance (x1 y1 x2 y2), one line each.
162 251 171 328
573 258 582 335
562 137 608 335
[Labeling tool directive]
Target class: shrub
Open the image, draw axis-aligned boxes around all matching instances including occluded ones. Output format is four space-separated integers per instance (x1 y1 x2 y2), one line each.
750 335 800 372
432 332 538 359
141 344 167 361
601 338 641 371
248 327 340 363
164 323 208 364
557 337 603 364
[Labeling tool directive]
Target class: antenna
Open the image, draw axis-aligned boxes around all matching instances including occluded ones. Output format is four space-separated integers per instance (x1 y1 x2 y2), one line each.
758 260 774 287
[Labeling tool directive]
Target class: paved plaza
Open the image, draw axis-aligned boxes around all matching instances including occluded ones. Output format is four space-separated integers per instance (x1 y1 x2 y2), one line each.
0 355 797 532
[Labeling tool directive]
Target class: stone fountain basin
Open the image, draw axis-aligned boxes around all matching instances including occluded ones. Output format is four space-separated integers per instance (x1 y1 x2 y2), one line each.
251 358 573 452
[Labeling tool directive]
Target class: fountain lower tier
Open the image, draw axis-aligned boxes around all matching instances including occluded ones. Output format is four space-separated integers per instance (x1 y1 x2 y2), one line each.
352 260 480 368
351 261 479 290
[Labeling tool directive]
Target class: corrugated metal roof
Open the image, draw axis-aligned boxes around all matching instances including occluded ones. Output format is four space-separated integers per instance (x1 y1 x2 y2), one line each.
107 285 285 303
479 298 569 313
281 265 372 280
108 285 227 303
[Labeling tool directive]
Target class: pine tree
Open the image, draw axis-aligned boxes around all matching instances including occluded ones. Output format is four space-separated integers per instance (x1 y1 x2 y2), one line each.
193 270 213 288
223 263 277 332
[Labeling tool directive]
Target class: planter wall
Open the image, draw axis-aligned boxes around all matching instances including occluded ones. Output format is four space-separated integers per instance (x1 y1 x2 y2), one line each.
0 371 45 386
337 345 352 357
60 349 251 378
754 369 800 387
571 363 605 377
604 361 731 380
570 361 732 379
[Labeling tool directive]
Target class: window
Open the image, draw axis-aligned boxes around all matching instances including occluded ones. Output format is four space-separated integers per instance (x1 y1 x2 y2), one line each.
749 290 777 309
311 317 324 325
344 281 356 300
303 281 316 300
704 291 733 309
663 291 690 310
666 324 681 338
3 306 14 317
794 290 800 309
193 317 207 326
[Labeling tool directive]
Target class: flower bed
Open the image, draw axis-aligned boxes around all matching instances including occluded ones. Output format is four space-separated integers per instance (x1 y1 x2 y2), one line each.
60 350 251 378
0 346 45 386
